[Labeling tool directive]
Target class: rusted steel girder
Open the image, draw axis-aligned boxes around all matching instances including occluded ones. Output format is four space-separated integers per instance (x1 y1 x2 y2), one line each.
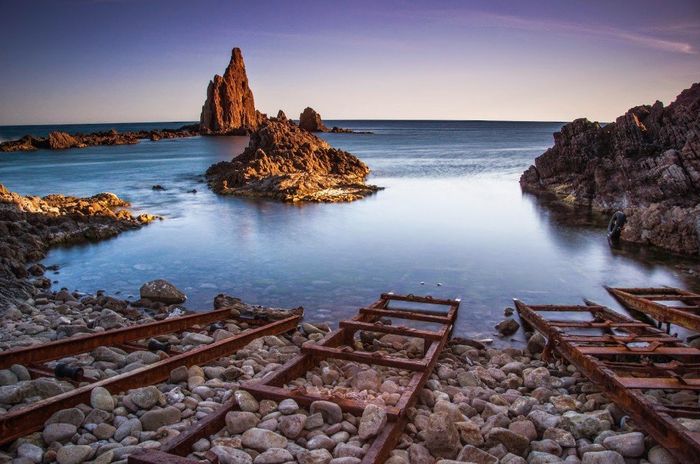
515 299 700 464
0 308 234 369
0 314 301 446
131 293 460 464
606 286 700 333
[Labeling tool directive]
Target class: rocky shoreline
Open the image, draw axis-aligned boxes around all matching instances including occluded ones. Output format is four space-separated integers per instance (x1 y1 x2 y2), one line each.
0 125 200 153
0 184 158 310
0 281 682 464
520 82 700 257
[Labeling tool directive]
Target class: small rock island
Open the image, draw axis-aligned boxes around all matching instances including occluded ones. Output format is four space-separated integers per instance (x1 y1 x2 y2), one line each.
202 48 381 203
206 113 381 202
521 82 700 256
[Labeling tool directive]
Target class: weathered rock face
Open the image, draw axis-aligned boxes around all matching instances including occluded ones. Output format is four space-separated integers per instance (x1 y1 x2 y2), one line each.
299 107 329 132
0 184 157 309
0 125 199 152
205 115 381 202
200 48 259 135
520 82 700 255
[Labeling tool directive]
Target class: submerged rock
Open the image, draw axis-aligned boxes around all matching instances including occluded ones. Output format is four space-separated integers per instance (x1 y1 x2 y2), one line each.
205 116 381 202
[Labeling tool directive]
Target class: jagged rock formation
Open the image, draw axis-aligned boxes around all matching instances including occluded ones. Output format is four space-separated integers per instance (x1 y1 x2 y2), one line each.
205 115 381 202
520 83 700 255
0 125 200 152
298 107 356 133
200 48 260 135
0 185 158 308
299 107 329 132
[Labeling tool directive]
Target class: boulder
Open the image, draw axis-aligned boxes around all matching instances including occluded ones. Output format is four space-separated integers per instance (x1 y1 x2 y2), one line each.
496 318 520 336
139 279 186 304
299 107 329 132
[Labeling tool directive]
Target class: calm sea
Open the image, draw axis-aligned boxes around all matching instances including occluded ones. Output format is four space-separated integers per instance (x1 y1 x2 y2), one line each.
1 120 696 343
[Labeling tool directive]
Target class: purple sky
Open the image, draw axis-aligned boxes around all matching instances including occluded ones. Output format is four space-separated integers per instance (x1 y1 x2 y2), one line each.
1 0 699 124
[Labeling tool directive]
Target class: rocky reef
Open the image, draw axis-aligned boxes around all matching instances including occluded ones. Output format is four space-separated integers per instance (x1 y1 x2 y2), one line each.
0 184 157 309
200 48 261 135
521 83 700 256
0 125 200 153
206 115 381 202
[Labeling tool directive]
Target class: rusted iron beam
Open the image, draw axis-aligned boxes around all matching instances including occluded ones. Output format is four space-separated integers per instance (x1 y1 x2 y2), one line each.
381 293 459 306
162 397 238 456
514 299 700 463
0 314 300 446
339 320 445 340
607 286 700 333
0 308 233 369
302 345 426 371
577 346 700 356
359 307 452 324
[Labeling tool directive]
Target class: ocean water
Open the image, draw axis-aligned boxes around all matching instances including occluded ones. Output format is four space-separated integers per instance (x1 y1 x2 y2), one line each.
1 120 697 343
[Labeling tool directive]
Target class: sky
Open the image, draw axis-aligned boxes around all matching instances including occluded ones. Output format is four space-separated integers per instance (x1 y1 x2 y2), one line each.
1 0 699 125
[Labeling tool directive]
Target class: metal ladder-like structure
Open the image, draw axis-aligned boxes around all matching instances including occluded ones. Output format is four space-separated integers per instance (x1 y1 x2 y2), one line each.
515 299 700 464
131 293 461 464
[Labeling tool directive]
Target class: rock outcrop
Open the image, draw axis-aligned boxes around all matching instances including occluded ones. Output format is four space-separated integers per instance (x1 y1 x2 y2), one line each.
520 82 700 256
0 125 200 152
0 184 157 309
298 107 329 132
205 114 381 202
200 48 260 135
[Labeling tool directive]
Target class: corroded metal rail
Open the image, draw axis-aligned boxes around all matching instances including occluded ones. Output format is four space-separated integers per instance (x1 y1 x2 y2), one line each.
0 312 301 446
606 286 700 333
515 298 700 464
131 293 461 464
0 308 233 369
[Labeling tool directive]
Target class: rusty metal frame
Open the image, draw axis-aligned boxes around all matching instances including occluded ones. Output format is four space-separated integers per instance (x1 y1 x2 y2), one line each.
515 298 700 463
130 293 460 464
0 308 235 370
0 312 301 445
606 286 700 333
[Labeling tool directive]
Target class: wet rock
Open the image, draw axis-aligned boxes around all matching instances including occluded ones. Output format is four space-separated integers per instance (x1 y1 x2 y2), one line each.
358 404 387 440
496 318 520 336
139 279 186 304
241 428 288 451
140 406 182 431
527 333 547 354
602 432 645 457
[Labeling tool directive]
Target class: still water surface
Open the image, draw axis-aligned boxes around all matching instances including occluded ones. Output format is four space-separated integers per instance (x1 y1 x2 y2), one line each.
1 120 696 343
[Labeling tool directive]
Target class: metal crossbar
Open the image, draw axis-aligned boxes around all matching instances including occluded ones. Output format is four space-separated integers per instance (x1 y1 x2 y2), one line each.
607 286 700 333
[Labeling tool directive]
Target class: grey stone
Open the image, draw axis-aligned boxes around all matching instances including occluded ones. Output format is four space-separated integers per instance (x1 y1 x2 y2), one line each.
235 389 259 412
602 432 645 457
254 448 293 464
140 406 181 431
42 423 77 444
241 428 287 451
139 279 186 304
358 404 387 440
225 411 259 434
278 413 306 438
56 445 93 464
46 408 85 427
310 400 343 424
90 386 114 411
581 450 625 464
456 445 498 464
